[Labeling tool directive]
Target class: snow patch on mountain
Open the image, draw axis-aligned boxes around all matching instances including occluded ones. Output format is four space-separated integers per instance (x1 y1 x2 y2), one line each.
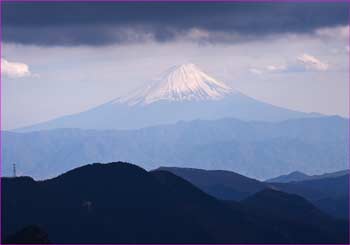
113 63 236 105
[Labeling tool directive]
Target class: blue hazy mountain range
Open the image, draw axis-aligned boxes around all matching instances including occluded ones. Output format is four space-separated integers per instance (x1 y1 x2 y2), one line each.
4 116 348 180
266 169 350 183
17 93 321 132
16 64 320 132
157 166 349 220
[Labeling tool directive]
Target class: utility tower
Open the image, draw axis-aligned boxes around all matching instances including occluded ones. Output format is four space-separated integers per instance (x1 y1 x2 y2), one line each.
13 163 17 177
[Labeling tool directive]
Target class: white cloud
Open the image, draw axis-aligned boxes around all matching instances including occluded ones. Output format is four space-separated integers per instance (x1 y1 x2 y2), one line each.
249 63 289 75
185 28 210 40
249 68 263 75
266 64 287 72
297 54 329 71
1 58 32 78
315 25 349 40
250 64 287 75
249 54 329 75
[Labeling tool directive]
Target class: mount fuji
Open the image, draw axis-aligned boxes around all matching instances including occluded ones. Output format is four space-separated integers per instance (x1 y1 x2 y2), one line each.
114 63 234 105
18 64 319 131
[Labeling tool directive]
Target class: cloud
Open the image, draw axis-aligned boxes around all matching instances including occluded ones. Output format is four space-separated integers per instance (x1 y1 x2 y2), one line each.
250 54 329 75
297 54 329 71
315 25 349 40
249 68 263 75
184 28 210 41
266 64 287 72
2 2 348 46
1 58 31 78
250 64 287 75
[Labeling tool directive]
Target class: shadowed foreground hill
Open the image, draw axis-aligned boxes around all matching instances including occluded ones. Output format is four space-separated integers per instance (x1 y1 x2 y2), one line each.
272 174 350 220
2 162 348 243
241 189 349 243
3 225 50 244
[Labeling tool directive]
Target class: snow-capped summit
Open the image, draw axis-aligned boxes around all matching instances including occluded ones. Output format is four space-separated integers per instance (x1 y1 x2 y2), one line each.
114 63 235 105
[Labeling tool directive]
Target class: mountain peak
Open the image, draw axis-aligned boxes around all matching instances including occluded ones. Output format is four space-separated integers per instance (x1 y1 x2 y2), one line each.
266 171 310 183
174 63 198 71
114 63 235 105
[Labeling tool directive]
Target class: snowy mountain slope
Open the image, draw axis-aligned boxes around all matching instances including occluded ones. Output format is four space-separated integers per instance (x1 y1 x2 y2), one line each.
113 64 235 105
17 64 320 131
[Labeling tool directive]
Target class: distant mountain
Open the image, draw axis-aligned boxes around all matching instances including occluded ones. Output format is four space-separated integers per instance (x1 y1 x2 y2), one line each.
266 171 311 183
266 169 350 183
155 167 267 200
2 162 348 243
273 174 349 200
17 64 319 132
115 63 234 105
159 166 349 220
310 169 350 180
4 116 348 180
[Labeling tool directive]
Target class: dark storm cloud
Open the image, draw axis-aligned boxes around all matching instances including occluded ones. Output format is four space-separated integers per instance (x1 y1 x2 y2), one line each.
2 2 349 46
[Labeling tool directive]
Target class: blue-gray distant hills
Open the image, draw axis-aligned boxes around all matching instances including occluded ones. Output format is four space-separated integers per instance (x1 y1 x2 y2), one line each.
157 166 349 220
266 169 350 183
3 116 348 180
17 93 321 132
17 64 320 132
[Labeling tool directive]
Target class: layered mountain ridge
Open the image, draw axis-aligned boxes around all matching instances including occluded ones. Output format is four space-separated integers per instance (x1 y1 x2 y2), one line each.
159 166 349 220
4 116 348 180
2 162 348 243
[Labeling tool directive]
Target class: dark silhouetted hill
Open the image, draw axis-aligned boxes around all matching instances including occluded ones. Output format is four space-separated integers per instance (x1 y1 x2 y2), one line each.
2 162 348 243
1 162 267 243
3 225 50 244
155 166 267 200
272 174 349 220
241 189 349 243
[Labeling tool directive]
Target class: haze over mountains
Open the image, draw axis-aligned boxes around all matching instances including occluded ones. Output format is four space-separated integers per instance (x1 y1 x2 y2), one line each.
7 64 347 180
266 169 350 183
17 64 320 132
4 115 348 180
3 64 349 243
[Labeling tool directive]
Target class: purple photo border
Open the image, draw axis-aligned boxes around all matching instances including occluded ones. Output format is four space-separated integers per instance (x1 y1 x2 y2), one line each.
348 6 350 245
0 0 3 244
0 0 349 245
0 0 349 2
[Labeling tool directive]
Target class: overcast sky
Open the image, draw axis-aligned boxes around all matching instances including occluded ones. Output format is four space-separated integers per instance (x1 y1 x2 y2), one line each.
2 2 349 130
